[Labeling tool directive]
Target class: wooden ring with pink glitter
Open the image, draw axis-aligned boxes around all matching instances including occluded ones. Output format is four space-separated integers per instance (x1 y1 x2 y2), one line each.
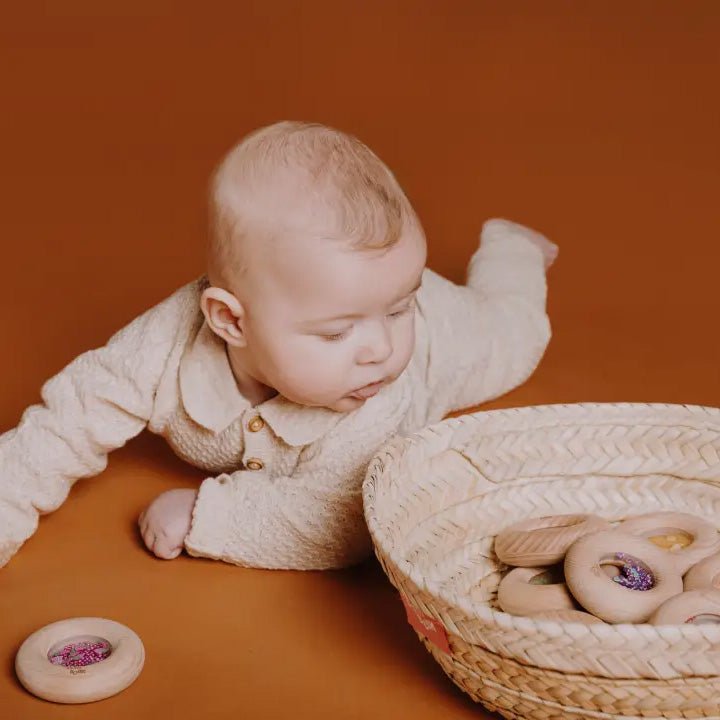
650 589 720 625
15 617 144 704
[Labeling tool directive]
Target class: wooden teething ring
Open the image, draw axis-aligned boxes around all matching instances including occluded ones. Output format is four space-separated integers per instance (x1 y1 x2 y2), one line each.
496 566 576 616
528 609 606 625
619 511 720 575
15 617 144 704
494 513 612 567
650 589 720 625
564 530 684 624
684 551 720 591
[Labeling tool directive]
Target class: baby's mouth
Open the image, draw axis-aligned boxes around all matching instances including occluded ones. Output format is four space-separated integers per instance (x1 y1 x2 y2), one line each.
348 380 385 400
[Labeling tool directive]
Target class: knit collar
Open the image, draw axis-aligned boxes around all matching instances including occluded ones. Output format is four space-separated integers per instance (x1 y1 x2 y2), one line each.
178 320 344 446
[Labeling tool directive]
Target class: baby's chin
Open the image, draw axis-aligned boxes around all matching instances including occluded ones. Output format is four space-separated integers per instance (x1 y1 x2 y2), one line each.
282 392 366 413
329 395 368 412
308 395 368 413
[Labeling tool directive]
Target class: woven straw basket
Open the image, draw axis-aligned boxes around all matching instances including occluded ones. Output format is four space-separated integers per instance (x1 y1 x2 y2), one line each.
362 403 720 719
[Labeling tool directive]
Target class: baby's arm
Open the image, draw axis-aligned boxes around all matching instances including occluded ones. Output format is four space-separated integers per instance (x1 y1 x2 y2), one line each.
0 283 194 568
417 218 555 424
182 418 387 571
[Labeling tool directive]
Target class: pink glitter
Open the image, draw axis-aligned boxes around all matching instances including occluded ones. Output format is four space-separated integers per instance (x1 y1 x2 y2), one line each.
49 640 112 668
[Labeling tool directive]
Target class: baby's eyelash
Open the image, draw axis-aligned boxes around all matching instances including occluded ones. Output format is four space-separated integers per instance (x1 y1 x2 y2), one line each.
320 304 415 342
388 296 417 319
322 330 350 342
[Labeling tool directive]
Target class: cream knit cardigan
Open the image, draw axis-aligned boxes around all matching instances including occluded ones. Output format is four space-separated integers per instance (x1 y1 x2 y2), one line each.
0 219 551 570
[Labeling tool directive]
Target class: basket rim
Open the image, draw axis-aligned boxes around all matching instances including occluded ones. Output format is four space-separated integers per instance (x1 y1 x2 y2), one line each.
363 401 720 643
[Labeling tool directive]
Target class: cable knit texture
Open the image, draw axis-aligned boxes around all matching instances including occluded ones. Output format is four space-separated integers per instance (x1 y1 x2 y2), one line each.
0 219 552 570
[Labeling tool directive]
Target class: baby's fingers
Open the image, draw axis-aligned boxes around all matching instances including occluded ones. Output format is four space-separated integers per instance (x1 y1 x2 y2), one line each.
140 525 156 553
152 530 183 560
545 242 559 267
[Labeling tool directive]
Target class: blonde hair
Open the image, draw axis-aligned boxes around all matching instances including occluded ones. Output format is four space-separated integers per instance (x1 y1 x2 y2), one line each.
207 121 421 286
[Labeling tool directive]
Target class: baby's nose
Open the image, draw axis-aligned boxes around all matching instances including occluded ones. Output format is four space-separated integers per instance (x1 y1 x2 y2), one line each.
356 323 393 364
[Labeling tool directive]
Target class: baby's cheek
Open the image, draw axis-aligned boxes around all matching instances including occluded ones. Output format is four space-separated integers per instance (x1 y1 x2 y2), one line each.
393 322 416 369
274 339 341 387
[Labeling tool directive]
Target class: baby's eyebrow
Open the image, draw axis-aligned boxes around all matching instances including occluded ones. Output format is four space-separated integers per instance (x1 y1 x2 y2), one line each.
304 275 423 325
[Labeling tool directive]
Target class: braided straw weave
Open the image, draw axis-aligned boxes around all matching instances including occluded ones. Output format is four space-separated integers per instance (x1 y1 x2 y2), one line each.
362 403 720 719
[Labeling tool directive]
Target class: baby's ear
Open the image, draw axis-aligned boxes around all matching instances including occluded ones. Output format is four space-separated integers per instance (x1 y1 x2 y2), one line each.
200 286 247 347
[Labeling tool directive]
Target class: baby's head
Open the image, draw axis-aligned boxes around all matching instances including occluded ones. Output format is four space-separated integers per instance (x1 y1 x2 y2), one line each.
201 121 427 413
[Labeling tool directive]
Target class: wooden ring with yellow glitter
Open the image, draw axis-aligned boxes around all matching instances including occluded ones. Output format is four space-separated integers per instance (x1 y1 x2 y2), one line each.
619 511 720 576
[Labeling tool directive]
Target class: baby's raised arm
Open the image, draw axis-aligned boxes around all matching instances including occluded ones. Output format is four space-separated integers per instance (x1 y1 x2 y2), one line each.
416 218 556 424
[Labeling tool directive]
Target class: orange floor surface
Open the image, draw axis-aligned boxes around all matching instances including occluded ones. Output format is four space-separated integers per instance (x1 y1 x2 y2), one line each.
2 2 720 718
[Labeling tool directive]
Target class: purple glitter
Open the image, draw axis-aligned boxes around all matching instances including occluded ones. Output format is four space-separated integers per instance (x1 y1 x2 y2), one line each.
611 552 655 591
48 640 112 668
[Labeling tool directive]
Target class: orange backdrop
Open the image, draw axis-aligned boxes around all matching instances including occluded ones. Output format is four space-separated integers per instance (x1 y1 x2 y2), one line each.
2 2 719 718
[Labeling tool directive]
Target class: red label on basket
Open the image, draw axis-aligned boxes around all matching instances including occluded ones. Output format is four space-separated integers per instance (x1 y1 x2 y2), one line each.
400 593 451 654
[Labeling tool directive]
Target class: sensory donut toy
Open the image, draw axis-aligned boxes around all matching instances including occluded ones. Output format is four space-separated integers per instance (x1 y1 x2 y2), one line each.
494 513 612 567
619 511 720 575
684 552 720 591
650 589 720 625
496 565 576 616
564 530 684 624
15 617 144 704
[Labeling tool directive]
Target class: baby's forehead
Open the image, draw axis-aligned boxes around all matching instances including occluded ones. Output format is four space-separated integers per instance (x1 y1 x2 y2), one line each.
254 231 425 319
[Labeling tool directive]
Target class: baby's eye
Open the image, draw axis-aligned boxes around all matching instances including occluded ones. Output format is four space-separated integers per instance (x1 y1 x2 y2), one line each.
388 300 416 318
320 329 351 342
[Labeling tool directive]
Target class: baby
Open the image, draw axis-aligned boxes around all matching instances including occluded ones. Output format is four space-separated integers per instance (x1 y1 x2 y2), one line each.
0 121 557 571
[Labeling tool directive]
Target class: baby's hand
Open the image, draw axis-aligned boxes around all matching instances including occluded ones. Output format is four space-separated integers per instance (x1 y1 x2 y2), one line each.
530 234 558 270
138 488 198 560
483 218 559 270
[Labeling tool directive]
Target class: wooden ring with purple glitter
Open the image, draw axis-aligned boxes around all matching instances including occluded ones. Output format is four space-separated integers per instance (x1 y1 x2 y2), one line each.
15 617 145 704
564 530 684 624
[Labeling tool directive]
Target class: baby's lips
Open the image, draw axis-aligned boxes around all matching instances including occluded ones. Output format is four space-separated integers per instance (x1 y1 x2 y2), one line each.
349 381 385 399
